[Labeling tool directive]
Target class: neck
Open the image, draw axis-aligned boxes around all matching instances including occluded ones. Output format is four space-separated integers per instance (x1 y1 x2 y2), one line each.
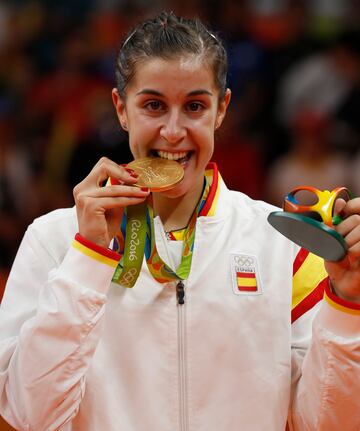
152 177 205 232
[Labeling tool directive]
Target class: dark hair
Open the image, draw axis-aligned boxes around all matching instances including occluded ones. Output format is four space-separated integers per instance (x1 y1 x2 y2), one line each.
115 11 228 100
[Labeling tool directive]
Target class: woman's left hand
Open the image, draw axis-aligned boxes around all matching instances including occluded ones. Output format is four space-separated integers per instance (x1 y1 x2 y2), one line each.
325 197 360 304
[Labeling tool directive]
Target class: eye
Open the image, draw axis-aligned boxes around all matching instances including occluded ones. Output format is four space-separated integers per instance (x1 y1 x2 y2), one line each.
186 101 205 112
144 100 165 111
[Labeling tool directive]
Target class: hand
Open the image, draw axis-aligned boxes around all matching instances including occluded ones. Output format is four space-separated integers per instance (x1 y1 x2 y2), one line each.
73 157 150 248
325 197 360 303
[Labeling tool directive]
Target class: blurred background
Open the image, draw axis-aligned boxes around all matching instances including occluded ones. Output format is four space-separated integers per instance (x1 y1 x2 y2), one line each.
0 0 359 429
1 0 360 296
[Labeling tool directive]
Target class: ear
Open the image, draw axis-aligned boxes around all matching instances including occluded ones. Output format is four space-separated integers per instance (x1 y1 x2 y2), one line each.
112 88 128 131
215 88 231 129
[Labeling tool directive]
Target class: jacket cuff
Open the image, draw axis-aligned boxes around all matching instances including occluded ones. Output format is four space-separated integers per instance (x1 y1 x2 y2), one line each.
59 233 120 294
317 280 360 337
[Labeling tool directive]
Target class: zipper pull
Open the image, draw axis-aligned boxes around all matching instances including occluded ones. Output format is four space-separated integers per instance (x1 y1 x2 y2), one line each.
176 281 185 305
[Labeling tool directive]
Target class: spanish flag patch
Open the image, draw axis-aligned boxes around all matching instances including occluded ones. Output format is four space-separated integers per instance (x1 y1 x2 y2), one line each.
230 254 262 295
237 271 258 292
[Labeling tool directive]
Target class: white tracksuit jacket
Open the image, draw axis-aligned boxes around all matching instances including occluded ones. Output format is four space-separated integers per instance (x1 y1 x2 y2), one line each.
0 176 359 431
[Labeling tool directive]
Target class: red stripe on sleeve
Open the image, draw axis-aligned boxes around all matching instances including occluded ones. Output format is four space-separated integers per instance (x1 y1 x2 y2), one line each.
199 162 218 216
325 280 360 311
75 233 121 262
291 277 327 323
293 247 309 276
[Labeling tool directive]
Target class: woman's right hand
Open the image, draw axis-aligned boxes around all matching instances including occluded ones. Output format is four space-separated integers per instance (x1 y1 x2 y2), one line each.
73 157 150 249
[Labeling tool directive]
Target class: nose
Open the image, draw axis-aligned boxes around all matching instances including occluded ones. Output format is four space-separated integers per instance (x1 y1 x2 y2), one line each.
160 109 186 144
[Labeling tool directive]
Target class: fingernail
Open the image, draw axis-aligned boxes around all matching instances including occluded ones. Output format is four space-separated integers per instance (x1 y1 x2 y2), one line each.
125 168 138 178
128 171 139 178
141 187 149 192
110 178 121 185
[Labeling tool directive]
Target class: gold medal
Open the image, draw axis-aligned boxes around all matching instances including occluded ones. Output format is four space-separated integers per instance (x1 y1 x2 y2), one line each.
127 157 184 192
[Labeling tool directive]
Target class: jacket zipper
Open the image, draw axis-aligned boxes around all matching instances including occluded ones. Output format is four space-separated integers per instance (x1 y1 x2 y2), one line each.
176 281 185 305
176 280 188 431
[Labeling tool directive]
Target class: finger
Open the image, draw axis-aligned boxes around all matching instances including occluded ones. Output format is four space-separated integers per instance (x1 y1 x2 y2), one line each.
81 157 138 189
78 195 149 214
85 184 150 199
343 222 360 249
336 213 360 237
333 198 347 217
109 168 139 186
338 197 360 218
98 195 149 209
75 186 150 215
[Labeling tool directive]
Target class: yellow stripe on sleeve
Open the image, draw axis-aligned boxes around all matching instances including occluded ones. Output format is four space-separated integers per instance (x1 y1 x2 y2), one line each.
72 240 119 268
324 291 360 316
292 253 327 309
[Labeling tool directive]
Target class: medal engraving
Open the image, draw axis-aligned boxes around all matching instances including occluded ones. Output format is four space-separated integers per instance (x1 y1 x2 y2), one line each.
127 157 184 192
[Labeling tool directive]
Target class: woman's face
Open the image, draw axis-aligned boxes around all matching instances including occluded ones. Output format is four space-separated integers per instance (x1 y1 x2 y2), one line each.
112 55 231 198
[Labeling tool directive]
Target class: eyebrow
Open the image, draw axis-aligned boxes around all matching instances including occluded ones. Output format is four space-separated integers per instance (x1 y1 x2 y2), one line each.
136 89 213 97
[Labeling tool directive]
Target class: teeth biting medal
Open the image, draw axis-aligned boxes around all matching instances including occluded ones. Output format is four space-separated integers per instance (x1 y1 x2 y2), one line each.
127 156 184 192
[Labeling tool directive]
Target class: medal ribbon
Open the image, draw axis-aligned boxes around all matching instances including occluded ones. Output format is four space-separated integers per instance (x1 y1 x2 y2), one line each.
112 164 218 287
111 201 148 287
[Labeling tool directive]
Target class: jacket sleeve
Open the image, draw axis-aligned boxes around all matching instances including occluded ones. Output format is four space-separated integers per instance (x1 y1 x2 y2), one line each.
290 251 360 430
0 227 119 431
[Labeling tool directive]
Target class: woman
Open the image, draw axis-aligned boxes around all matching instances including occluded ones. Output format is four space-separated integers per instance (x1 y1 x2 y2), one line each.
0 11 360 431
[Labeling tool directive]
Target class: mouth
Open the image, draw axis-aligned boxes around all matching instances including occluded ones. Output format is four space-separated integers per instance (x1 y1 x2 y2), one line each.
150 150 192 165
